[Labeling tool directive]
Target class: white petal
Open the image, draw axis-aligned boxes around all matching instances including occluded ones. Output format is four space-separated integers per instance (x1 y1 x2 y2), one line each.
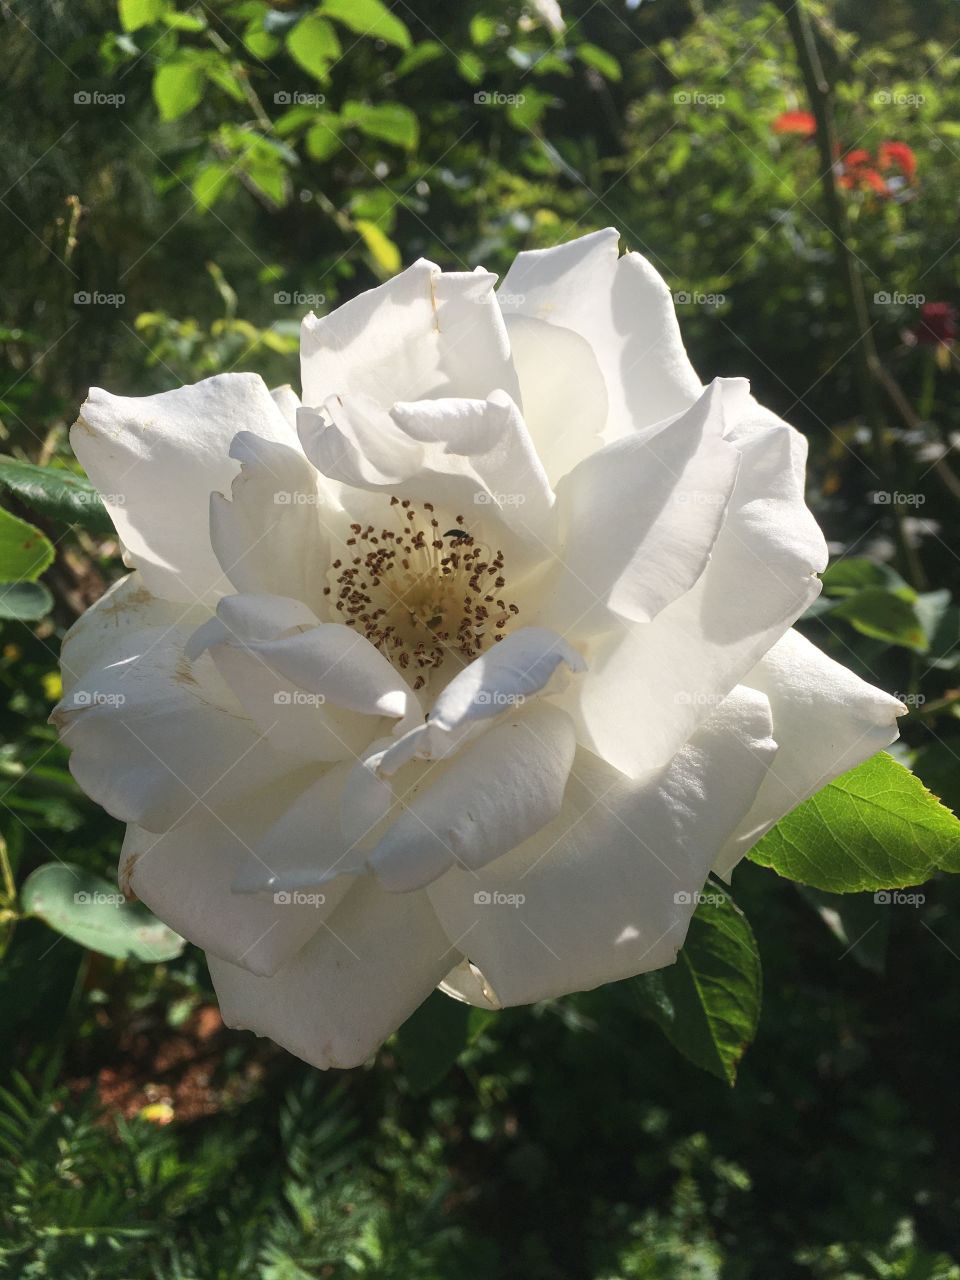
367 703 577 893
300 261 519 409
498 229 701 443
503 314 608 483
371 627 585 775
52 592 296 831
426 686 776 1005
713 629 905 879
120 768 354 976
573 401 828 776
71 373 294 605
207 879 453 1070
209 431 334 610
297 391 556 566
537 378 741 636
270 383 301 427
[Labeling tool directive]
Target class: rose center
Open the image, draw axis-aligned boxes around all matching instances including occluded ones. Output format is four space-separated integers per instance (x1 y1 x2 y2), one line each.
324 496 520 690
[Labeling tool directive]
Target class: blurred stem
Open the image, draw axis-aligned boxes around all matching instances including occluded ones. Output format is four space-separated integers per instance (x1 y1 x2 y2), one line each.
778 0 926 589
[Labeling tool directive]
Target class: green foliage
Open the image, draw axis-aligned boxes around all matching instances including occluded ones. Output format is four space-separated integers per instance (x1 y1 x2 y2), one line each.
751 752 960 891
633 890 762 1086
0 456 111 535
20 863 184 962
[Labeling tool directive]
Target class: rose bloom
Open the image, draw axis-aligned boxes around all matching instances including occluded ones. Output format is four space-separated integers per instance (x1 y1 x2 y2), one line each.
53 229 903 1069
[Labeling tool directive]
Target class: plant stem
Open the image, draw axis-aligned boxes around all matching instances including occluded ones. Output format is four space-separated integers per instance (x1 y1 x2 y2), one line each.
777 0 926 589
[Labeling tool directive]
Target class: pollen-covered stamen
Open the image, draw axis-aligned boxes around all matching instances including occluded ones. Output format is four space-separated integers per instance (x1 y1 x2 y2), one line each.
323 496 520 688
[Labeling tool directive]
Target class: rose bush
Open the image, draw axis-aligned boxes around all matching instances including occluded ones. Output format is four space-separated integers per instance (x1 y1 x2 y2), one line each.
52 229 904 1069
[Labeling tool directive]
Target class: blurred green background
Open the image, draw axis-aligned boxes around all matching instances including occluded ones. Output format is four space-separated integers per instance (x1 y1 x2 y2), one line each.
2 0 960 1275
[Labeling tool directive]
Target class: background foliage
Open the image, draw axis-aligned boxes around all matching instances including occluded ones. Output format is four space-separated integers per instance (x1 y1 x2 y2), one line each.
2 0 960 1275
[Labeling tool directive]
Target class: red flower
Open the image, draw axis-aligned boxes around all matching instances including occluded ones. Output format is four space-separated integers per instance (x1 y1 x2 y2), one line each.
914 302 957 347
772 110 816 136
877 141 917 183
837 149 887 194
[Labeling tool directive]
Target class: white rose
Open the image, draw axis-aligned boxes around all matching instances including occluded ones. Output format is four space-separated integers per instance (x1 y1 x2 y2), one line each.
53 229 904 1069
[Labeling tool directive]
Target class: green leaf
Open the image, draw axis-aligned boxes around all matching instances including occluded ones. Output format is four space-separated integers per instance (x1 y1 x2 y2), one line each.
632 890 761 1086
320 0 411 50
305 118 342 161
191 161 235 210
821 557 905 597
153 57 205 121
750 751 960 891
577 42 622 81
342 100 418 149
355 219 400 275
0 456 112 534
831 586 928 652
0 507 54 582
0 581 53 621
395 991 493 1094
118 0 166 32
457 50 484 85
21 863 184 962
395 40 444 78
286 14 341 81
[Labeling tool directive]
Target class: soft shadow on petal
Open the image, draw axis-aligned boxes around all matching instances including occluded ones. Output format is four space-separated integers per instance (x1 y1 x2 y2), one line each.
573 397 829 777
71 373 295 606
121 765 355 977
367 703 577 893
207 879 454 1070
712 629 905 879
301 261 519 409
426 686 776 1005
